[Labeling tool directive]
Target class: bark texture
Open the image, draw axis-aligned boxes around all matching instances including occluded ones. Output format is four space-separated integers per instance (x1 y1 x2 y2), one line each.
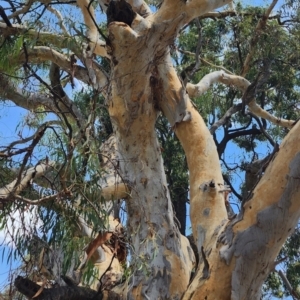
107 11 195 298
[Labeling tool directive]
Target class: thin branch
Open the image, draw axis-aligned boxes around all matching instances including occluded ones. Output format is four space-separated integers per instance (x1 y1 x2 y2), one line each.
46 5 69 35
0 121 61 157
223 175 242 201
14 190 70 205
0 71 69 113
218 127 262 157
241 0 279 77
276 270 300 300
8 0 77 20
247 111 277 147
22 45 73 139
76 0 108 57
210 103 242 134
178 48 234 74
0 22 90 58
198 10 280 20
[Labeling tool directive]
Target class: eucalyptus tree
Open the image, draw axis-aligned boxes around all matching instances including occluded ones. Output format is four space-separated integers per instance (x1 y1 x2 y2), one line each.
0 0 299 299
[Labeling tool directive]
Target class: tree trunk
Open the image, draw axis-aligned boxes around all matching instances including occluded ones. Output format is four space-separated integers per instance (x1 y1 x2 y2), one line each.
107 8 196 298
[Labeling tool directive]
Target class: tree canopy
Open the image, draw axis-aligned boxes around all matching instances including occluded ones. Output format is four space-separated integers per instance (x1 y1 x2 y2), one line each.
0 0 300 299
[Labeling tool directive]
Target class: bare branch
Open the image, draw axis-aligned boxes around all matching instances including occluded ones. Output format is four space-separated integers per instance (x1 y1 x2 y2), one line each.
210 104 242 134
14 191 68 205
77 0 108 57
8 0 77 20
0 22 103 58
0 71 62 112
186 0 233 20
150 0 232 30
199 10 281 20
178 48 234 74
0 65 86 126
276 270 300 300
186 71 295 128
241 0 279 76
17 46 96 85
1 121 61 157
46 5 69 35
0 161 56 199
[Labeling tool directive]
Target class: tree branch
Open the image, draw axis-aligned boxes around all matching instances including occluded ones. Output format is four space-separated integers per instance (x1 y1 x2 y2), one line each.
240 0 279 76
0 72 61 112
77 0 108 57
7 0 78 20
276 270 300 300
14 276 111 300
156 59 227 255
46 5 69 35
0 121 61 158
150 0 232 30
0 22 102 58
14 190 70 205
17 46 102 86
186 70 295 128
210 103 242 134
178 48 234 74
0 161 56 200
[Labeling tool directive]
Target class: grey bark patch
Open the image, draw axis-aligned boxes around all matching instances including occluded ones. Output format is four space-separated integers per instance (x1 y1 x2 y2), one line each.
218 212 243 246
203 208 210 216
165 230 177 250
212 219 226 238
199 182 208 192
196 225 206 250
201 246 210 279
167 86 190 127
199 180 218 194
182 111 192 122
219 244 235 265
218 219 237 266
230 153 300 300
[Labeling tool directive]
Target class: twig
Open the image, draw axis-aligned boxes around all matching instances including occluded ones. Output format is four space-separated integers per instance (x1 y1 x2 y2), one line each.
241 0 279 76
276 269 300 300
92 253 116 299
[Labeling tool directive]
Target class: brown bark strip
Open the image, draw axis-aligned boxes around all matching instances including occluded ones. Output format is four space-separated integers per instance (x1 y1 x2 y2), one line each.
85 232 113 263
